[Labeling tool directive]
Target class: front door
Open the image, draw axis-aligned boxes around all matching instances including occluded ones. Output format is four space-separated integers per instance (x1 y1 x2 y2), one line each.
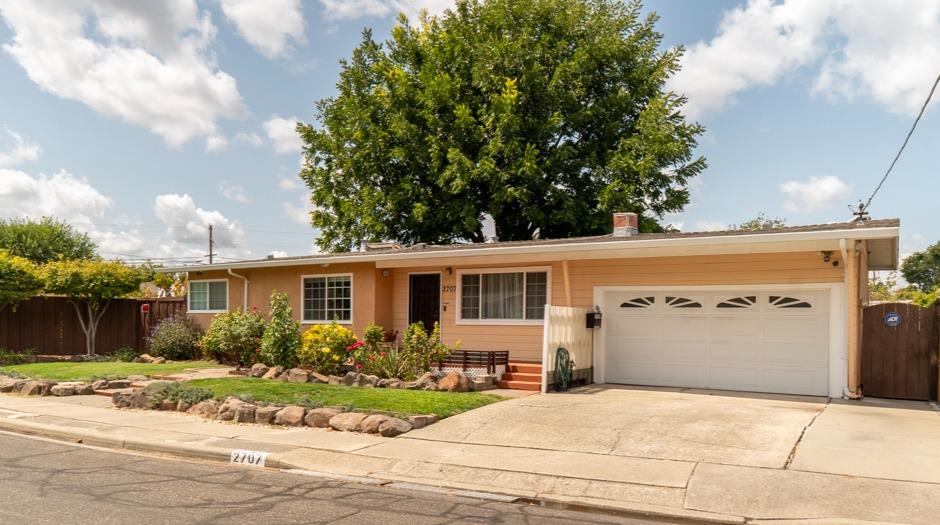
409 274 441 333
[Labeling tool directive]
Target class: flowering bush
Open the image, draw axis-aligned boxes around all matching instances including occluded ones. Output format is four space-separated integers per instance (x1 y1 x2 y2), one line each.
259 292 300 368
298 322 357 375
200 308 265 367
147 315 203 360
402 321 455 373
348 322 456 380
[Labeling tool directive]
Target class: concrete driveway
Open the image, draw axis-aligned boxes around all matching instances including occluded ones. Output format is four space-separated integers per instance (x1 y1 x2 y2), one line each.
407 384 828 468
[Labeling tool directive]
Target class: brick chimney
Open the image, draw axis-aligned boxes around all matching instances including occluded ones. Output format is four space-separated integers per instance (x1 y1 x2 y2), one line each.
612 212 638 237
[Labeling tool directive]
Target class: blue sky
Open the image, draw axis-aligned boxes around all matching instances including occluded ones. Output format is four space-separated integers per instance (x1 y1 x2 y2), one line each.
0 0 937 265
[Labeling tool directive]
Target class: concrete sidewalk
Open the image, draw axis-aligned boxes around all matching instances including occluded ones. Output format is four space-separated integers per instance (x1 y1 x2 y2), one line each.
0 393 937 524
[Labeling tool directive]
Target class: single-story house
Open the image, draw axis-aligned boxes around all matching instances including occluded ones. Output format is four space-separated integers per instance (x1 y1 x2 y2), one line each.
162 214 899 398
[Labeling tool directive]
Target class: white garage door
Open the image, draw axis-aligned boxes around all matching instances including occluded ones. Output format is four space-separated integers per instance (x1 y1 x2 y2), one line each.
603 289 830 396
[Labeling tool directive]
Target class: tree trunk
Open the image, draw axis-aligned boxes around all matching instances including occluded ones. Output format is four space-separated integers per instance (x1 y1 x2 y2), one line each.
70 300 110 358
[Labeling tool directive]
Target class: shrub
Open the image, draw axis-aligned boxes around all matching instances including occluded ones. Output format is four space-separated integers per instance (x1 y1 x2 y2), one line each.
148 315 204 360
259 292 300 368
200 309 266 367
352 323 412 379
0 347 33 366
110 346 139 363
298 322 357 376
140 381 213 408
402 322 455 373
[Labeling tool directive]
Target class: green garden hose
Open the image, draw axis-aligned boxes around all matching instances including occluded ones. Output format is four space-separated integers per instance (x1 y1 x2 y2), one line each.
553 346 573 391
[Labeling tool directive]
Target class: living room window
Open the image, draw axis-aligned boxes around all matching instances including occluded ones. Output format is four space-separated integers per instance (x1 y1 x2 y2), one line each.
189 280 228 312
302 274 352 323
458 268 550 323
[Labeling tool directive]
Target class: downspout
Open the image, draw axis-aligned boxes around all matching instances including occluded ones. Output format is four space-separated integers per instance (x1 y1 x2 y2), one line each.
227 269 250 310
840 239 861 400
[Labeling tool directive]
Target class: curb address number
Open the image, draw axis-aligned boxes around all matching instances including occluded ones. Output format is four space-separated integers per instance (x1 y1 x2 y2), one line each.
231 449 269 467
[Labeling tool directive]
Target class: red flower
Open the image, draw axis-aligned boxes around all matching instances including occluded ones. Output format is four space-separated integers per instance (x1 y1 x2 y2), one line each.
355 363 362 370
380 351 387 357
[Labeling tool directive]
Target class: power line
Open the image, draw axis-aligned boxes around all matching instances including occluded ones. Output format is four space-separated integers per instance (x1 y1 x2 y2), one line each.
856 71 940 218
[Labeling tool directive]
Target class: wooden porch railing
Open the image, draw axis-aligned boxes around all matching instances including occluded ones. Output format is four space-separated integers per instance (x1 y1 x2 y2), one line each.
438 350 509 375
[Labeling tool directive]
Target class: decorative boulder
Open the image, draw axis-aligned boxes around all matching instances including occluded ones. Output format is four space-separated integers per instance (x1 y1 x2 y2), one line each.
20 380 56 396
310 372 329 384
188 399 221 419
287 368 310 383
75 383 95 395
50 384 76 397
91 379 109 390
105 380 131 389
304 407 341 428
254 406 281 424
217 397 244 421
343 372 358 386
111 392 136 408
404 372 436 391
127 375 149 382
262 366 284 380
407 414 438 429
437 371 472 392
158 399 177 411
249 363 270 378
138 354 155 363
176 400 191 412
0 379 18 393
327 375 343 385
274 406 306 426
234 404 257 423
356 374 380 388
151 357 167 364
360 414 390 434
329 412 367 432
378 417 413 437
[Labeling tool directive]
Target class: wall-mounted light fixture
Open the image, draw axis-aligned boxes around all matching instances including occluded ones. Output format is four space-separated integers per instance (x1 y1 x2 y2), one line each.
381 269 391 277
820 251 832 263
445 267 453 275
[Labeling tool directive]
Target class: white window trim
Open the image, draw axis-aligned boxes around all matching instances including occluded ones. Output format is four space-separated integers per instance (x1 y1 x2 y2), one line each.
188 279 229 313
456 266 551 326
300 273 354 325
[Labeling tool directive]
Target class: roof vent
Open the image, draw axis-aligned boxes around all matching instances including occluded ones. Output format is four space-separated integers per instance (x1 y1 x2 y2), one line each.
612 212 638 237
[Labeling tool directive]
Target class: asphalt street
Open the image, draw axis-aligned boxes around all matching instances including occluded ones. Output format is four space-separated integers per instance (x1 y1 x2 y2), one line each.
0 432 684 525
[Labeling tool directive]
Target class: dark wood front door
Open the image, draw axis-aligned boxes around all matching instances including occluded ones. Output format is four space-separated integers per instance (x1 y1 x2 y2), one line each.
861 302 937 400
409 274 441 333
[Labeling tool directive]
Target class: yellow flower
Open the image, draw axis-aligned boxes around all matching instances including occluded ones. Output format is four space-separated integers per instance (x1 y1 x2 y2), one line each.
332 354 340 361
321 346 330 353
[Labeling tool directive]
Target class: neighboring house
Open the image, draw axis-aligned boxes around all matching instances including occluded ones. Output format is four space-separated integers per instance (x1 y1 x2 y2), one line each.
162 214 899 398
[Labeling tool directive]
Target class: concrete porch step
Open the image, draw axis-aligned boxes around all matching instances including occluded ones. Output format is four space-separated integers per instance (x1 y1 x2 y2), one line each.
496 380 541 391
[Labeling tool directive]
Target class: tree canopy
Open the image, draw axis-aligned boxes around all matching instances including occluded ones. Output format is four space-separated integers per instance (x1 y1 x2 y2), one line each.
732 213 787 231
901 241 940 291
0 217 97 264
42 259 148 356
0 251 42 312
299 0 705 251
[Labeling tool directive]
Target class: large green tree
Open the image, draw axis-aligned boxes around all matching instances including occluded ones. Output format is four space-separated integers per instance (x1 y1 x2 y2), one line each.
0 217 97 263
299 0 705 251
42 260 148 357
901 241 940 291
0 251 42 313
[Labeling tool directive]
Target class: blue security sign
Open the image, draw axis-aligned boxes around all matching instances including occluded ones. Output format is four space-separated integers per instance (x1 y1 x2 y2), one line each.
884 312 902 327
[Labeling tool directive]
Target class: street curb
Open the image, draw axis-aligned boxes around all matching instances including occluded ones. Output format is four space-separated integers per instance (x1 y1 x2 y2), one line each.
0 413 744 524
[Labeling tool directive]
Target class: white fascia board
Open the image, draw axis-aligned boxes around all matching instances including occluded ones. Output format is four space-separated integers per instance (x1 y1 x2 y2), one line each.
157 226 899 273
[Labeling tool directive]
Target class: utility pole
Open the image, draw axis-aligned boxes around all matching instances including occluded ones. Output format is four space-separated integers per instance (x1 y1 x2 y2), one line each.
207 224 217 264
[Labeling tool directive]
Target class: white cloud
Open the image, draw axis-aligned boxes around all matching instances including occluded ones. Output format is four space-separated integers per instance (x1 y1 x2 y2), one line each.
205 134 229 153
780 175 851 212
235 132 262 146
264 115 302 154
0 0 245 147
218 0 305 59
695 220 728 232
319 0 452 21
278 176 302 190
0 128 41 167
154 193 249 258
670 0 940 119
219 180 248 203
283 193 312 225
0 168 113 224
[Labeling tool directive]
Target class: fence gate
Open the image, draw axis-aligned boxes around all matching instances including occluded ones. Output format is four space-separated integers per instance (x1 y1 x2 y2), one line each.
861 302 937 400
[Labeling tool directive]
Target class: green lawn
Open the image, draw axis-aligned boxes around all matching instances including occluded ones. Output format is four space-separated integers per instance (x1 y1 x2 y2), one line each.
186 377 505 418
0 361 221 381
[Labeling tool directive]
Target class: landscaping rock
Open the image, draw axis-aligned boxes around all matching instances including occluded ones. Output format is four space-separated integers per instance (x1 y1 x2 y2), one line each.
437 371 472 392
404 372 437 391
112 392 135 408
328 375 343 385
234 404 257 423
343 372 358 386
105 380 131 389
75 383 95 395
188 399 221 419
360 414 390 434
20 380 56 396
304 407 341 428
287 368 310 383
91 379 109 390
249 363 269 378
0 378 21 393
357 374 380 388
127 375 149 382
217 397 245 421
329 412 367 432
378 417 412 437
254 406 281 424
310 372 329 384
176 400 190 412
377 378 405 389
261 366 283 380
138 354 155 363
50 384 76 397
151 357 166 364
158 399 177 411
406 414 438 429
274 406 306 426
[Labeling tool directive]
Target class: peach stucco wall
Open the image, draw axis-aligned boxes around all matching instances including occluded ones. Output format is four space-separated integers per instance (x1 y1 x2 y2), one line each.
186 250 850 363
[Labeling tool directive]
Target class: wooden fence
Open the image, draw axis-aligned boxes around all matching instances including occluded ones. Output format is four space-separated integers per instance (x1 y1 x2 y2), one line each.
0 296 186 356
861 302 939 401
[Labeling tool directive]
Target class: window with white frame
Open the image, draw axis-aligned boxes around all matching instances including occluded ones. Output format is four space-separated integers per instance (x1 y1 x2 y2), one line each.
189 280 227 312
459 269 548 322
302 275 352 323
